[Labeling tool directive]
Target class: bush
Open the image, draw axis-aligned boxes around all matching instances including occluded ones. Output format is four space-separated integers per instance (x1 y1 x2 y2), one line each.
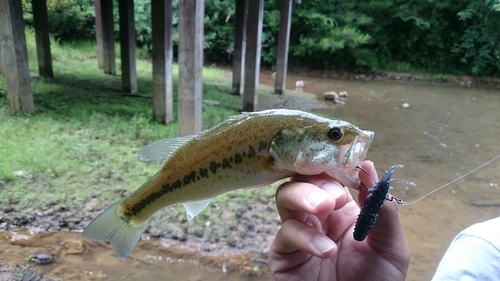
23 0 95 42
21 0 500 76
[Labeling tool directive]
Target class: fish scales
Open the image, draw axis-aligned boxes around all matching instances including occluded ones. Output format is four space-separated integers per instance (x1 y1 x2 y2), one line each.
121 113 305 222
83 109 374 259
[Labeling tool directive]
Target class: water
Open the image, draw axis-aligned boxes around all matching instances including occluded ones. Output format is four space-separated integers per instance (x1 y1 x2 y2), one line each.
1 229 269 281
3 73 500 281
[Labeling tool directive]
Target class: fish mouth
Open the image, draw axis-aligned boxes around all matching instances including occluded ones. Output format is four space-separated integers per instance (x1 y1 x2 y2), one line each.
336 130 374 189
342 130 374 167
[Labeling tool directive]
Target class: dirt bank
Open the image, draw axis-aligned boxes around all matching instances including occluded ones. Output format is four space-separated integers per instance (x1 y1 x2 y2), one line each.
284 67 500 88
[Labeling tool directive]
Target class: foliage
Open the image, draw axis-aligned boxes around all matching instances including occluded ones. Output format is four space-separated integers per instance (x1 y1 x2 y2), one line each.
379 0 500 75
23 0 95 42
452 1 500 75
21 0 500 75
203 0 235 62
122 0 154 49
112 0 179 52
288 0 375 69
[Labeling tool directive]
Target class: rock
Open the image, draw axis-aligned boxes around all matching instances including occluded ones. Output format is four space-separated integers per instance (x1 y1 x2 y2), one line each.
0 266 57 280
227 237 237 247
323 91 345 105
203 100 220 106
61 239 85 254
334 99 345 106
295 80 304 88
31 253 53 265
323 91 339 101
251 257 269 265
13 170 28 177
401 103 410 109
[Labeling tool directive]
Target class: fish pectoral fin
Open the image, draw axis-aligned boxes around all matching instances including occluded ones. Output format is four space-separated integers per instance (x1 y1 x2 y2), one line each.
269 129 301 171
182 198 213 220
138 135 196 165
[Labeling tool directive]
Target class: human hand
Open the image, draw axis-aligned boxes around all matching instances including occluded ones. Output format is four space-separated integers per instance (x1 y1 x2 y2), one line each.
268 160 410 281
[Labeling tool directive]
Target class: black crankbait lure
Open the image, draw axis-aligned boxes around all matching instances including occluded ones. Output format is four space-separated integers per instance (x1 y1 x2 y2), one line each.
353 164 416 241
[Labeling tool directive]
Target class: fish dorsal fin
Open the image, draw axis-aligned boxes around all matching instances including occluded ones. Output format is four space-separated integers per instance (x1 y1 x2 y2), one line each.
138 136 195 165
182 198 213 220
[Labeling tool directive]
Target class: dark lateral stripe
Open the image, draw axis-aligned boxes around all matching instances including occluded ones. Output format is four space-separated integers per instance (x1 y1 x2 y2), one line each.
199 168 209 178
258 141 267 152
248 145 257 157
125 178 183 217
234 153 243 164
123 143 269 217
209 161 220 174
183 171 197 185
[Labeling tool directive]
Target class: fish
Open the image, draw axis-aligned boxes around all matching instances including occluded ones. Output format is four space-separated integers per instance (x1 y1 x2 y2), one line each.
82 109 374 259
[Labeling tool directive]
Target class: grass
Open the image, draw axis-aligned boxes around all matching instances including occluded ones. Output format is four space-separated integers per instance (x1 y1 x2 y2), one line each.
379 61 459 81
0 30 277 223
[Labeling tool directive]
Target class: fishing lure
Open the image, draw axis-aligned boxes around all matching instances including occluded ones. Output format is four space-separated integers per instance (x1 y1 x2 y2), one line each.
353 164 415 241
353 153 500 241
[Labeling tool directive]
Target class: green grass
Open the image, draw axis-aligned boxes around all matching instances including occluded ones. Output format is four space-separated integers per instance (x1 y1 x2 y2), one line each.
0 30 272 217
379 61 459 81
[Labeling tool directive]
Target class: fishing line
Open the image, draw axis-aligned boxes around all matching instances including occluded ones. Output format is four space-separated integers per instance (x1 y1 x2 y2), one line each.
402 153 500 205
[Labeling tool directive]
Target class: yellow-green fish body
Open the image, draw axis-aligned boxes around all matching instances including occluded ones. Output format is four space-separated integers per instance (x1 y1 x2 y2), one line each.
83 109 374 259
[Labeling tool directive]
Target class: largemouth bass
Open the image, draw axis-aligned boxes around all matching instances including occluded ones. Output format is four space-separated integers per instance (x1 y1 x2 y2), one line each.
82 109 374 259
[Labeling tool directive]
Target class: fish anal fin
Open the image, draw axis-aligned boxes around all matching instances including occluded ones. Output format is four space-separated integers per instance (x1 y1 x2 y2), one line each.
182 198 213 220
82 199 147 259
138 136 195 165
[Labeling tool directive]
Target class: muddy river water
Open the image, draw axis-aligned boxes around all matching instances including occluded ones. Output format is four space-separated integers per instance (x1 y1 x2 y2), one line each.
2 73 500 281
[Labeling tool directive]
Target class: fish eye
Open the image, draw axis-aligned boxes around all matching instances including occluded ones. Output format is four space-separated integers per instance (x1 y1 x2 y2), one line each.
328 127 343 141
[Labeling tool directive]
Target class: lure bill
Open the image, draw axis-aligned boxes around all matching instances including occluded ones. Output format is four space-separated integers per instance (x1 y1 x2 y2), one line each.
353 164 416 241
83 109 374 259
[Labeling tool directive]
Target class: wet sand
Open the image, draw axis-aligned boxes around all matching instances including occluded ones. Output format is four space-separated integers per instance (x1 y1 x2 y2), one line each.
1 229 270 281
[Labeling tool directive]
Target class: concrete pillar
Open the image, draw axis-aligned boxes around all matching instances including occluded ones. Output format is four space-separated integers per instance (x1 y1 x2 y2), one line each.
242 0 264 111
100 0 115 74
0 40 4 75
152 0 174 124
94 0 104 68
32 0 53 77
178 0 204 135
231 0 247 95
0 0 34 113
274 0 293 95
118 0 137 93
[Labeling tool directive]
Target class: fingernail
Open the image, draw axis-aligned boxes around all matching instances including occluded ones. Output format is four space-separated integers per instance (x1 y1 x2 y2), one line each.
312 236 336 254
306 191 326 209
323 183 345 199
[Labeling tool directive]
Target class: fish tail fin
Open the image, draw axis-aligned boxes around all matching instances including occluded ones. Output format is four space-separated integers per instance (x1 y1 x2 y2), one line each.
82 199 147 259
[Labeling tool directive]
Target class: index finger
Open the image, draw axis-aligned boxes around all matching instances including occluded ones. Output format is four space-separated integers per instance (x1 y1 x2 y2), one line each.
276 174 350 222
